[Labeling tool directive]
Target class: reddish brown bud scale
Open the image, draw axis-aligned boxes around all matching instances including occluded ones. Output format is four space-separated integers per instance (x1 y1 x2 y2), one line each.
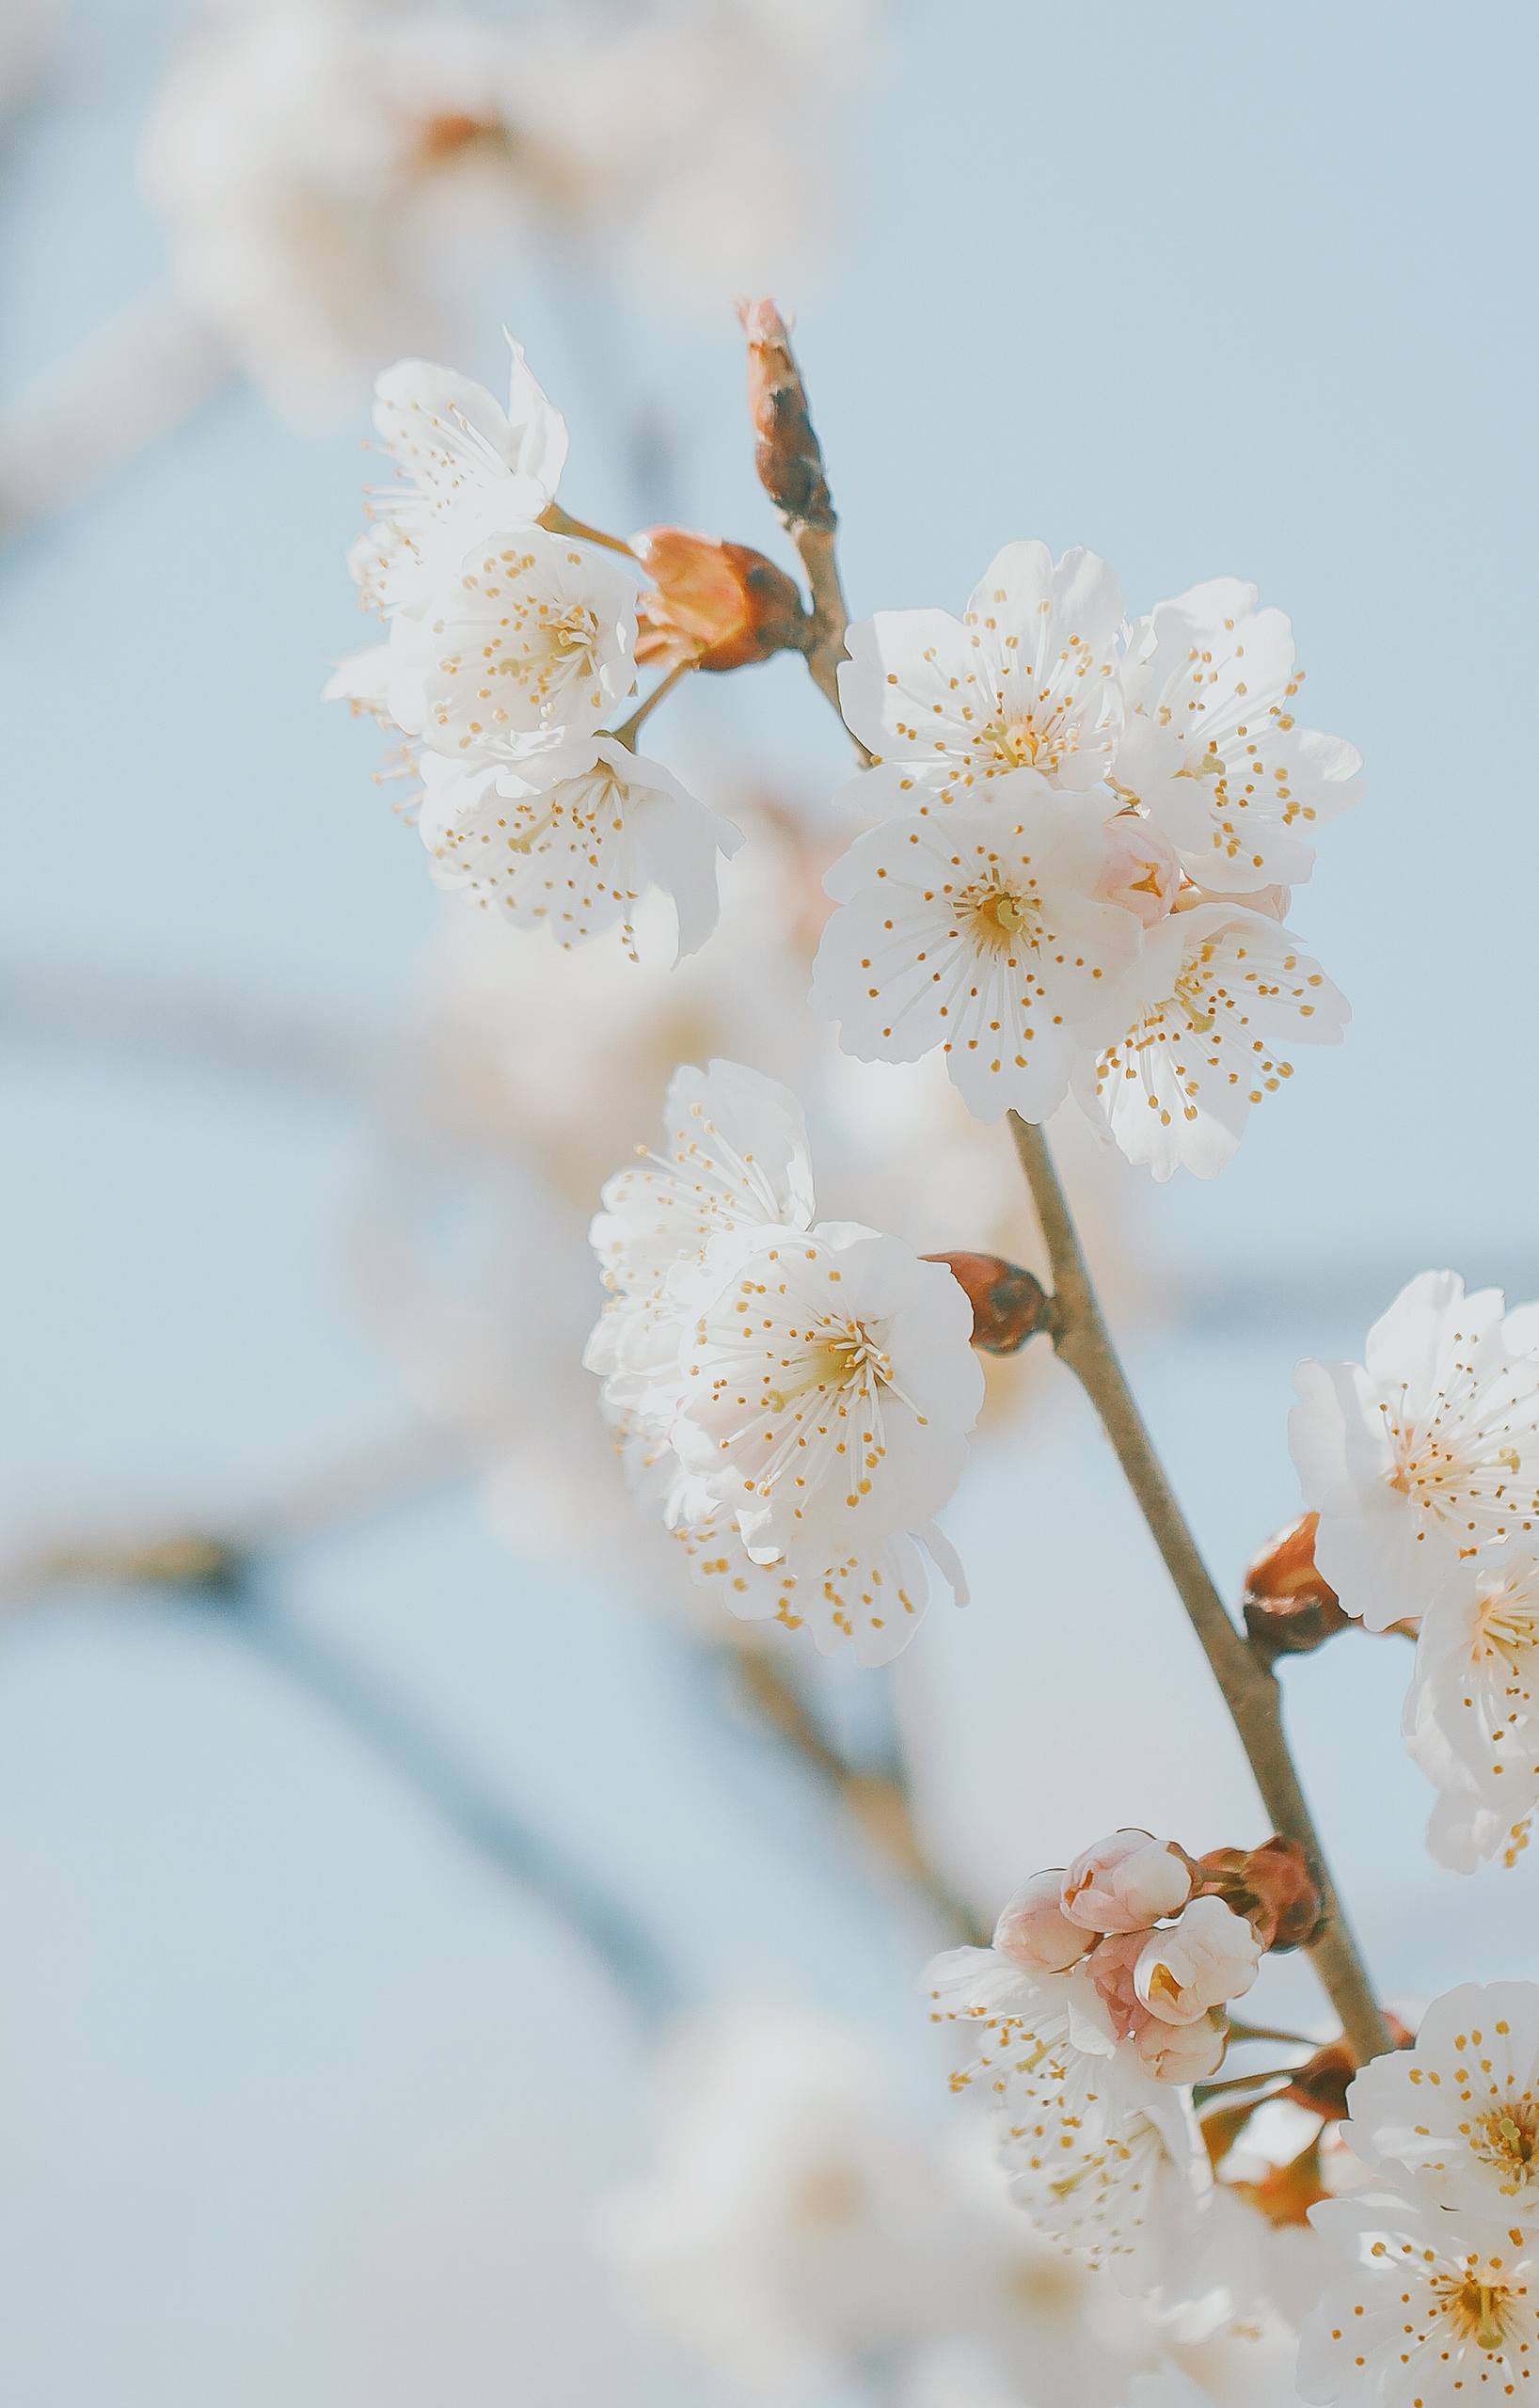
1197 1835 1325 1952
737 297 835 532
924 1253 1052 1355
1235 2136 1331 2226
633 528 809 673
1243 1512 1352 1660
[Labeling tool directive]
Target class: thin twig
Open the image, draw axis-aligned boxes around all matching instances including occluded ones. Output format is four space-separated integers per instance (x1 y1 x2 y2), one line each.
1007 1111 1390 2067
610 658 693 750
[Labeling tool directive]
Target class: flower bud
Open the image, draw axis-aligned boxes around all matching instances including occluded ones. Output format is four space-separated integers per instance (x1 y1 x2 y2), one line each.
1234 2136 1330 2226
993 1868 1096 1974
1061 1830 1196 1932
738 296 834 531
924 1253 1051 1355
633 527 808 673
1096 816 1181 929
1198 1835 1324 1952
1243 1513 1351 1662
1066 1931 1150 2051
1134 1896 1263 2025
1134 2008 1229 2084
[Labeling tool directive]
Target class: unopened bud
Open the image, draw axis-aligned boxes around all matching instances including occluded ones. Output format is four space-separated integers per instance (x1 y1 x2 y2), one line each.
1070 1930 1150 2049
993 1868 1095 1975
1134 1896 1262 2025
1061 1829 1197 1933
924 1253 1051 1355
633 528 809 673
737 297 834 531
1198 1835 1325 1952
1134 2007 1229 2084
1097 816 1181 930
1243 1512 1351 1661
1282 2009 1411 2109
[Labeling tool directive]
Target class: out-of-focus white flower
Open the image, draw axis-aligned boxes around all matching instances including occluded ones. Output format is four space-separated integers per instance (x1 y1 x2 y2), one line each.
1116 578 1362 895
597 2008 952 2402
1301 2189 1539 2405
994 1868 1099 1976
418 736 738 958
1290 1272 1539 1632
1133 1899 1263 2027
354 344 568 619
810 777 1140 1122
836 542 1126 815
1341 1981 1539 2233
1404 1548 1539 1870
926 1945 1211 2298
141 0 881 419
1062 1830 1198 1934
587 1057 984 1660
1076 900 1348 1180
0 0 51 113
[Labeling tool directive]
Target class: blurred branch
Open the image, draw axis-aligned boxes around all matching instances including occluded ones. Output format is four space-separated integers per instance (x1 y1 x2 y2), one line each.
0 287 232 544
0 1422 678 2026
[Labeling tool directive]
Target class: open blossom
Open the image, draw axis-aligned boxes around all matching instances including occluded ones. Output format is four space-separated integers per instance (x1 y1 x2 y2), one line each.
1342 1982 1539 2232
809 776 1140 1122
835 541 1126 816
1062 1830 1197 1933
413 526 640 756
671 1226 982 1560
353 344 569 619
1404 1547 1539 1870
1300 2190 1539 2407
417 737 739 957
926 1945 1210 2296
1116 578 1362 895
1076 899 1348 1180
1290 1272 1539 1631
1133 1899 1263 2027
587 1059 983 1660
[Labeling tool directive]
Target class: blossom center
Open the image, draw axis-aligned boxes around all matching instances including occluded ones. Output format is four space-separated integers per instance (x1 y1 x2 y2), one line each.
1172 956 1216 1035
1439 2275 1513 2353
986 709 1075 775
962 884 1039 951
1473 2099 1539 2191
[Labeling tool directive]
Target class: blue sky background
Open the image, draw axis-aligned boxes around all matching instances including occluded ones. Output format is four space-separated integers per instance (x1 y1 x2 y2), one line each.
1 2 1536 2400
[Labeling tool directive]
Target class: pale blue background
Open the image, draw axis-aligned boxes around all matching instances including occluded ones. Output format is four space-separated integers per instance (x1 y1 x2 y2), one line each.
1 2 1535 2400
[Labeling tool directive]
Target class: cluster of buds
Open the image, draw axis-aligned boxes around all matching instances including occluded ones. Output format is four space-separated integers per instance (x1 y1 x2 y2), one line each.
993 1827 1320 2084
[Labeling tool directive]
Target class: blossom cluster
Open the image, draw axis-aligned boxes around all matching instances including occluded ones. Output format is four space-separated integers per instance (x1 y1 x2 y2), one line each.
584 1056 984 1661
814 545 1359 1176
1298 1981 1539 2404
328 344 739 958
1292 1269 1539 1865
925 1829 1272 2293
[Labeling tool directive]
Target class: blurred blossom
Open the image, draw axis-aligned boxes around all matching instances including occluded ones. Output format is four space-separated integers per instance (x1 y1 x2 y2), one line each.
0 0 51 112
139 0 881 419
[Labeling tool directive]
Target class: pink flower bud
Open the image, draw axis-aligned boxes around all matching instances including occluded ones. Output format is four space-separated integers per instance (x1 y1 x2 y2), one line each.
1134 2008 1229 2084
1060 1830 1196 1933
1134 1896 1263 2025
1096 817 1181 930
993 1869 1095 1974
1065 1930 1150 2052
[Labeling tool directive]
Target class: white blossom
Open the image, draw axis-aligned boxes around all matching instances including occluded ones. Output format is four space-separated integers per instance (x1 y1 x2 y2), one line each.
1133 1899 1263 2027
1116 578 1362 895
417 737 739 958
925 1945 1211 2299
672 1512 968 1667
1404 1548 1539 1870
1342 1982 1539 2234
809 775 1140 1122
1290 1273 1539 1632
414 525 640 757
835 541 1126 816
1062 1830 1198 1934
1300 2189 1539 2406
1075 899 1348 1180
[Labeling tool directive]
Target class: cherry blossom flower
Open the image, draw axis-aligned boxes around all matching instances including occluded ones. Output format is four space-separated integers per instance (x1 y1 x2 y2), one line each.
810 776 1140 1121
835 542 1126 816
353 343 569 620
1300 2189 1539 2406
926 1945 1211 2297
1290 1272 1539 1631
1342 1982 1539 2233
417 737 739 958
671 1225 982 1560
994 1869 1098 1976
1075 899 1348 1180
673 1511 969 1666
414 526 640 757
1404 1548 1539 1870
1062 1830 1198 1933
1116 578 1362 895
1133 1900 1263 2027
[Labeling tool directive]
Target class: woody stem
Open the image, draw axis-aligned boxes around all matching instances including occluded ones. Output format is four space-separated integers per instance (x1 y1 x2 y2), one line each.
1007 1111 1390 2066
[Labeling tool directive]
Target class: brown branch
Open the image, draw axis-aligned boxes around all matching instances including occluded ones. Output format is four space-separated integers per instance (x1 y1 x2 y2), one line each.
1007 1112 1390 2067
